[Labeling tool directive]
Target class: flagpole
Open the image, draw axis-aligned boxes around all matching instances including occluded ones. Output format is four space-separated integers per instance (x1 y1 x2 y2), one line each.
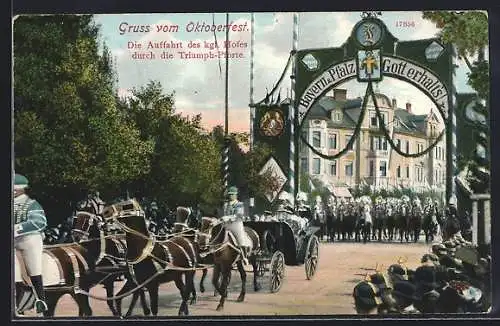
249 13 255 151
222 13 230 196
225 13 230 137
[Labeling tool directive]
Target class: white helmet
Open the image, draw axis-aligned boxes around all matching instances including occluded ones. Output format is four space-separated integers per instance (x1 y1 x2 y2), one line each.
278 191 293 202
296 192 308 202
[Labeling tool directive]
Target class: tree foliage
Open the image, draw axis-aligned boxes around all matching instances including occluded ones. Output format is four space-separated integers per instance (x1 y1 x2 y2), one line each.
14 15 154 221
422 11 489 99
13 15 279 224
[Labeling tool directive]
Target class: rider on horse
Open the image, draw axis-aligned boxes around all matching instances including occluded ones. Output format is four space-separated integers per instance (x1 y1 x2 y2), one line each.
13 173 48 314
222 186 251 265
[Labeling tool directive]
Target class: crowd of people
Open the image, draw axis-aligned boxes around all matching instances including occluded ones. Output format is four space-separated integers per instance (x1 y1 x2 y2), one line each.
353 233 491 313
14 171 488 316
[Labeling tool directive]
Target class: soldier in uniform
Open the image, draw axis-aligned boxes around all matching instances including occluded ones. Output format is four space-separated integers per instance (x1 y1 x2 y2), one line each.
13 173 48 314
222 186 251 265
295 192 312 221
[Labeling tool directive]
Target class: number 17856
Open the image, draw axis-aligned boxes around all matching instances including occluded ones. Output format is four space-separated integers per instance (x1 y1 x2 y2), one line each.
395 21 415 28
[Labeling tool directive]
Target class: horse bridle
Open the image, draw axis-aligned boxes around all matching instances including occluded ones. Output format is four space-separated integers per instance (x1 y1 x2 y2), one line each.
72 212 102 239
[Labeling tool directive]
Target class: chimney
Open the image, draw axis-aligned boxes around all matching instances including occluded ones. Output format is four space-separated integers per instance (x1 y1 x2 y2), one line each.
392 98 397 108
333 89 347 101
406 102 412 113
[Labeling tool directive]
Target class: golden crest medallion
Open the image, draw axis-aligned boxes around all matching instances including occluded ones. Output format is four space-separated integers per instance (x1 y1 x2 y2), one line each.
260 109 285 137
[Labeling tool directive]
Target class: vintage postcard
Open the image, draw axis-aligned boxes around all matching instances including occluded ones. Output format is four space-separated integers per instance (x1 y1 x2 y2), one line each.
12 10 491 318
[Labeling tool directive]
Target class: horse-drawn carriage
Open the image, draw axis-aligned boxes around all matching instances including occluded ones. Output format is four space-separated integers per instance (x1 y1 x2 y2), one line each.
244 219 320 293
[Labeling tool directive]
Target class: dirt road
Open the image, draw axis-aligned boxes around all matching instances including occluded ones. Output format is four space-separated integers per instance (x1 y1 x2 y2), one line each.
32 241 431 317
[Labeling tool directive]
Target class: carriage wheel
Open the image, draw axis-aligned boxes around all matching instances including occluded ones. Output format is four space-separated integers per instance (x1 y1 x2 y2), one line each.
262 230 277 254
269 251 285 293
305 235 319 280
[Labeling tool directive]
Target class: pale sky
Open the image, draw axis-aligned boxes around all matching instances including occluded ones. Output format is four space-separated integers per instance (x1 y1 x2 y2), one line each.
93 11 478 132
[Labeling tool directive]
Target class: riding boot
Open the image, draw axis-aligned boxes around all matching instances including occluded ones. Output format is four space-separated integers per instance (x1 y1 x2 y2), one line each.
30 275 48 314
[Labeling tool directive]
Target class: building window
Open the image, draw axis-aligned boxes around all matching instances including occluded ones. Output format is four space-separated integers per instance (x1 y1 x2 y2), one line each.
346 134 353 150
312 158 321 175
406 140 410 153
333 112 342 122
345 161 353 176
379 112 388 127
371 136 387 151
394 119 400 128
417 143 424 153
369 160 374 177
300 158 308 174
329 134 337 149
370 111 378 127
406 165 410 178
381 138 387 150
397 165 401 178
396 138 401 150
415 165 424 182
380 161 387 177
330 161 337 176
302 131 308 143
312 131 321 148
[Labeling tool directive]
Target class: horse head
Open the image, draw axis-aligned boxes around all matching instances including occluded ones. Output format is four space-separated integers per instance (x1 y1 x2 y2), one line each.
71 211 103 242
207 219 226 246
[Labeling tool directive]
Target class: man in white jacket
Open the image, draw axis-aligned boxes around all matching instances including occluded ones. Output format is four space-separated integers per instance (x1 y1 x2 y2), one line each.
14 173 48 315
222 186 251 265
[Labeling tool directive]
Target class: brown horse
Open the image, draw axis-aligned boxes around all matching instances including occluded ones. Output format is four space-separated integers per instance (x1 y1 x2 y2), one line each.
109 206 197 316
15 234 127 317
205 220 260 311
71 211 151 317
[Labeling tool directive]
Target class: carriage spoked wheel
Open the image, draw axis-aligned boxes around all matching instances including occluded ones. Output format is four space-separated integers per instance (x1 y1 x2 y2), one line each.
269 251 285 293
304 235 319 280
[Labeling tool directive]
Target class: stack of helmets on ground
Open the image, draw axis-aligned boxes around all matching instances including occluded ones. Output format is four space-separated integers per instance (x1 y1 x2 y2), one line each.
352 233 490 314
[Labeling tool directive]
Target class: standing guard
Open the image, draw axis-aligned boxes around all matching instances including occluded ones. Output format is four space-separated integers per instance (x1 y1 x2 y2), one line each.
296 192 312 221
13 173 48 315
222 186 251 265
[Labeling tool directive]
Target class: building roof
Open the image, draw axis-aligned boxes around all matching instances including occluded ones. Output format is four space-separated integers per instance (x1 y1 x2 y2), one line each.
307 97 362 128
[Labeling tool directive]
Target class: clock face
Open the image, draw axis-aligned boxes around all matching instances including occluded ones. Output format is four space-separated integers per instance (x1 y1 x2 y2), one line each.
355 21 383 48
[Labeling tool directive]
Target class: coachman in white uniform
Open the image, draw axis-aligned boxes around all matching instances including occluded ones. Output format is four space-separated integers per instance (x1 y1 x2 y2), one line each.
222 186 251 265
14 174 48 314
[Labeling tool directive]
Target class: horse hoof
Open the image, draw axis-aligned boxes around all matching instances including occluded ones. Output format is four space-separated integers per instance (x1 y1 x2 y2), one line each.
190 298 197 305
254 285 261 292
144 309 151 316
216 305 224 311
237 295 245 302
200 287 205 293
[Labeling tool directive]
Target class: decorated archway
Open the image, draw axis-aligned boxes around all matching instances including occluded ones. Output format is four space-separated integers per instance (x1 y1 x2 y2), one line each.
252 12 460 213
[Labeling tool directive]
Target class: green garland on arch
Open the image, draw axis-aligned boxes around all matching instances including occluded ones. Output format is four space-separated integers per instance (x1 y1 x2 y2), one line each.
299 83 370 160
368 81 445 158
298 79 446 161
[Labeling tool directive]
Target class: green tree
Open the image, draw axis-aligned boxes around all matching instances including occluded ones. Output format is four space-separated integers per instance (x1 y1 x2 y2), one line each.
422 11 489 98
14 15 153 223
117 81 223 208
422 10 490 192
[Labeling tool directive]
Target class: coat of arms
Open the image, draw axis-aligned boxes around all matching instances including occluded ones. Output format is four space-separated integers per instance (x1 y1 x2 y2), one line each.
259 109 285 137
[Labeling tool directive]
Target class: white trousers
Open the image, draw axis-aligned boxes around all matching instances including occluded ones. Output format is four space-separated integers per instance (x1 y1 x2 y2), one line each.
225 220 252 247
15 233 43 276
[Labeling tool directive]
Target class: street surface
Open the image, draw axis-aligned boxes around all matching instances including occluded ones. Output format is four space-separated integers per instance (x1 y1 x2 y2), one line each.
25 241 431 317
